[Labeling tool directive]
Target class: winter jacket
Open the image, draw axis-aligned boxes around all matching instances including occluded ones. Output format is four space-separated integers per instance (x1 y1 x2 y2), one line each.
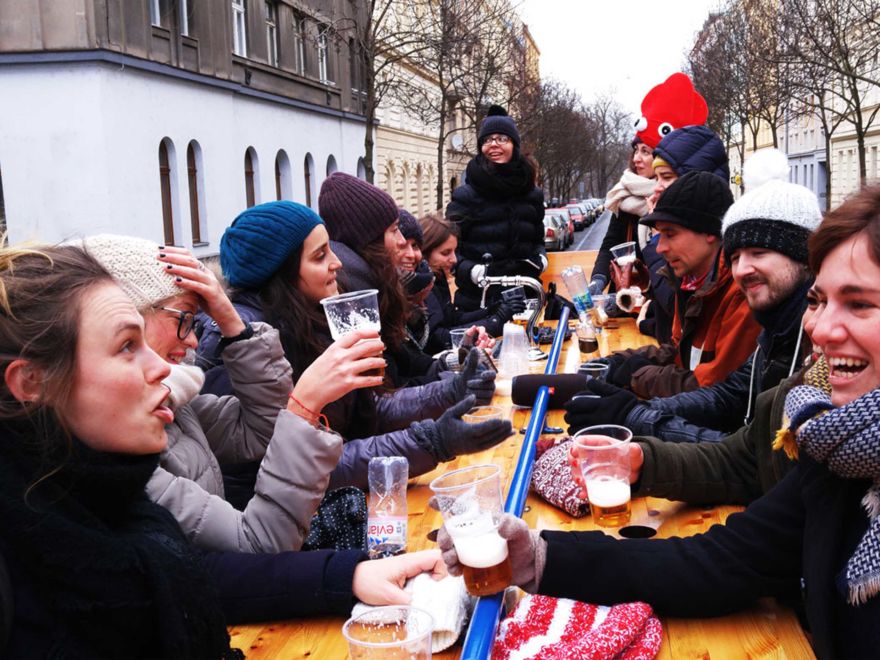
148 322 342 554
634 373 799 504
590 210 644 289
425 274 511 354
539 453 880 659
621 251 761 398
202 548 366 623
446 177 545 311
637 235 675 345
196 290 461 492
625 285 809 443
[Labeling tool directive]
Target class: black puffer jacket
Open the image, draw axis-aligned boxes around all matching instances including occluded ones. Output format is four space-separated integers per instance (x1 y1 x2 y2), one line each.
447 158 545 311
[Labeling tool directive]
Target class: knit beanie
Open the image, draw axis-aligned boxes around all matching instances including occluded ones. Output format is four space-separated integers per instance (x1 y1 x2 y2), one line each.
653 125 730 182
478 105 521 149
641 170 734 236
319 172 398 250
722 179 822 264
400 259 435 297
83 234 184 311
220 200 323 289
398 208 423 245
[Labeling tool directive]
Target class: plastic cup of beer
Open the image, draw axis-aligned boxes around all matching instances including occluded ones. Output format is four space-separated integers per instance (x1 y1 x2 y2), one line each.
320 289 384 378
429 464 512 597
342 605 433 659
573 425 633 528
574 322 599 355
610 241 637 266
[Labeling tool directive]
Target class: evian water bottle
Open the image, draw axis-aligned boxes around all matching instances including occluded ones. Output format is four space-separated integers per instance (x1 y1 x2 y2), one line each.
367 456 408 558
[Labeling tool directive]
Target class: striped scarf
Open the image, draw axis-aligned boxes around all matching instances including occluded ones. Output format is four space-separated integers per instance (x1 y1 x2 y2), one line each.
781 379 880 605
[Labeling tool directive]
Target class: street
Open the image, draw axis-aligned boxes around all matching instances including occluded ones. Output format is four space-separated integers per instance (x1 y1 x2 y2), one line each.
566 209 611 252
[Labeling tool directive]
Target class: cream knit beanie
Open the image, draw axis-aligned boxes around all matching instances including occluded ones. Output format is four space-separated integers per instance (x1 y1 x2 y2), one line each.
83 234 184 310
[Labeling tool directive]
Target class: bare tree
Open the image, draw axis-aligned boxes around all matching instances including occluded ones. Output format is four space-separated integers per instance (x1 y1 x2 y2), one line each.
771 0 880 185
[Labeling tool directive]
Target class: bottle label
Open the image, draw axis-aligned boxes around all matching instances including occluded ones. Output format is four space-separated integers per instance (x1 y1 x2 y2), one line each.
572 292 594 313
367 515 407 556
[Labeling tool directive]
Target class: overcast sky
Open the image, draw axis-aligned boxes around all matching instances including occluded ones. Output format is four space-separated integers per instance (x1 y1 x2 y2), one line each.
518 0 723 118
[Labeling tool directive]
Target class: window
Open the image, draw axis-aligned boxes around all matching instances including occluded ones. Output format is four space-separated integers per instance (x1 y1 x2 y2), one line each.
292 13 306 75
304 153 315 208
326 155 338 176
150 0 162 26
186 141 206 244
275 150 292 200
179 0 190 36
317 27 332 84
158 139 177 245
244 147 259 208
357 157 366 180
232 0 247 56
266 2 279 66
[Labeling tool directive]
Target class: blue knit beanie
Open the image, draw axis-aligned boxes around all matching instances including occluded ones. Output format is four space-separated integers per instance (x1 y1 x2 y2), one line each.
653 125 730 182
220 200 323 289
398 208 423 245
478 105 521 149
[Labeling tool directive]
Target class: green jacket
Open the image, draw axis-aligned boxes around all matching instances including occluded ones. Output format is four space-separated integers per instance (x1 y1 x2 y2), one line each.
634 372 800 505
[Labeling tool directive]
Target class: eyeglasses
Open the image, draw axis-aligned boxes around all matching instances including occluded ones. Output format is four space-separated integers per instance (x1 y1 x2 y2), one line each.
155 306 199 341
483 135 511 146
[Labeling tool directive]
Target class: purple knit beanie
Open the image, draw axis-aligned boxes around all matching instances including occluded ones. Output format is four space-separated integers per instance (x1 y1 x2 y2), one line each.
398 208 423 245
319 172 399 249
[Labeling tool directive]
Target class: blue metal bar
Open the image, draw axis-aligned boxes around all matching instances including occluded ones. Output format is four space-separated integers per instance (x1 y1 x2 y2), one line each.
460 307 570 659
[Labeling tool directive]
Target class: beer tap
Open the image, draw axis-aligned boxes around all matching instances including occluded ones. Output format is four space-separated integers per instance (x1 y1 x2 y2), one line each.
474 254 547 361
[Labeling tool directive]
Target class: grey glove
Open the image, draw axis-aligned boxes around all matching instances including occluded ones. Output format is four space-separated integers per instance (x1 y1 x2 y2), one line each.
436 513 546 593
409 395 512 461
451 348 496 405
588 276 606 297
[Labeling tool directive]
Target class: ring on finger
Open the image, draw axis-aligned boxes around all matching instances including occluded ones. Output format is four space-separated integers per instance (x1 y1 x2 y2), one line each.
197 261 206 271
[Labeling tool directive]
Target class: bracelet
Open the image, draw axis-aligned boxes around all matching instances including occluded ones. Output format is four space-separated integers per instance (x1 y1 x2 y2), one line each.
287 392 329 428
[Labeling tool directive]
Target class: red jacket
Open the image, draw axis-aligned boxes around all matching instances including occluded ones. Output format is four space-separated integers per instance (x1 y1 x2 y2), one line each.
628 251 761 398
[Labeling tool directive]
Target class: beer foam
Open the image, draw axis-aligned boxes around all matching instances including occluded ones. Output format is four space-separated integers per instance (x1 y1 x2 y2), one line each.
454 531 509 568
615 254 637 266
585 478 630 508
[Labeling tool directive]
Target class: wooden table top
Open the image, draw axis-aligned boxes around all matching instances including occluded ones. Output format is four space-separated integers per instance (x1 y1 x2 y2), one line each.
229 251 814 659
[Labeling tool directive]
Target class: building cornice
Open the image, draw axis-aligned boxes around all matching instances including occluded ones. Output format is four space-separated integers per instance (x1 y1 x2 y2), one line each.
0 50 367 124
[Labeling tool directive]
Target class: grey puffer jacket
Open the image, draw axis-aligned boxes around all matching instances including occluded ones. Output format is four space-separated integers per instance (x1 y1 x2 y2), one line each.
147 322 342 554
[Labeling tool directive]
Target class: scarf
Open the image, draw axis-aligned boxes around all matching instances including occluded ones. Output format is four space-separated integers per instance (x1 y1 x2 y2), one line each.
0 424 240 657
604 170 655 217
777 379 880 605
465 154 535 201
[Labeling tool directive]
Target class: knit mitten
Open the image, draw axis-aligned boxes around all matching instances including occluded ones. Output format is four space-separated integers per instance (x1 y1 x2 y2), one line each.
409 396 511 461
162 363 206 409
437 513 546 593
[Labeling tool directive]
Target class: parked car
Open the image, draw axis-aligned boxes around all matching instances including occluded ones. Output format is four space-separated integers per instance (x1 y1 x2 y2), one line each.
547 208 575 246
543 214 565 251
565 204 586 231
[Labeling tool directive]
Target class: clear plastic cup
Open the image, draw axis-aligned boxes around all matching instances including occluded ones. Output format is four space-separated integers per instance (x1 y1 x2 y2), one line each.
319 289 381 340
430 465 511 597
610 241 637 266
450 328 467 349
573 425 633 528
462 405 503 423
342 605 434 659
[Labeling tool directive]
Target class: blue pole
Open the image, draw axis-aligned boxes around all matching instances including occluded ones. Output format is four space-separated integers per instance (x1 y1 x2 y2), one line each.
460 307 570 659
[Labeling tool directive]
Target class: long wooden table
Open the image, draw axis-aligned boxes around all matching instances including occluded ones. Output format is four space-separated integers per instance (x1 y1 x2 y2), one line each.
229 251 814 659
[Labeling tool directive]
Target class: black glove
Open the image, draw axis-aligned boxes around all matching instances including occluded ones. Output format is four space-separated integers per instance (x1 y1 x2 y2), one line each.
495 298 527 320
449 348 496 405
609 354 654 388
409 395 512 461
563 379 639 434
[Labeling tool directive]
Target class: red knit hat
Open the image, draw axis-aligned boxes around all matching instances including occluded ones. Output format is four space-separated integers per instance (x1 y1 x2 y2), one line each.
493 594 662 659
633 73 708 149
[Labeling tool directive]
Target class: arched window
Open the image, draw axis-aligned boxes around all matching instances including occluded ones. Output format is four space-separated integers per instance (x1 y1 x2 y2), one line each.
186 141 207 244
244 147 260 208
303 153 315 208
401 163 410 209
275 149 292 200
158 138 179 245
357 157 366 180
415 164 424 214
326 155 338 176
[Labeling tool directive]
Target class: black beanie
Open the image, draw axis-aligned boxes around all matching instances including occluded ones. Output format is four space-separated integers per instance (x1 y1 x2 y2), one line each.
640 170 733 237
478 105 521 149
